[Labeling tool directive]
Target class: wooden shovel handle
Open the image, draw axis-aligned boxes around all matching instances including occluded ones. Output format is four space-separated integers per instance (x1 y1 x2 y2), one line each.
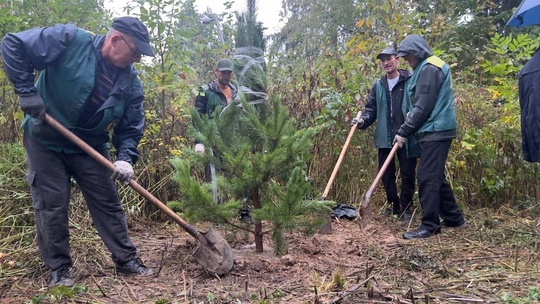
43 114 208 245
322 111 362 199
364 143 399 201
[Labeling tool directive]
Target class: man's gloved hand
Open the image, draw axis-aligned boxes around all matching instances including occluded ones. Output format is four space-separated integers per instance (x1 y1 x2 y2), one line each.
112 160 134 184
393 134 407 148
19 93 46 119
195 143 205 154
351 117 364 128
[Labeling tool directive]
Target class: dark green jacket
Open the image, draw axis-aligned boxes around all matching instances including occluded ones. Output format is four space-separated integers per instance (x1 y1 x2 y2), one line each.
1 24 145 164
195 81 238 117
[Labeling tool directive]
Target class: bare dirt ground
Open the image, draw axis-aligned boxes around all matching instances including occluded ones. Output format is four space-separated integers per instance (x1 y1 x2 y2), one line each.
1 209 540 303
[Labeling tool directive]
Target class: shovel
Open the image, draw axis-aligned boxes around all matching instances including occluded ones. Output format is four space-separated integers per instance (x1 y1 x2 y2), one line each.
358 143 399 221
318 111 362 233
43 114 234 276
321 111 362 200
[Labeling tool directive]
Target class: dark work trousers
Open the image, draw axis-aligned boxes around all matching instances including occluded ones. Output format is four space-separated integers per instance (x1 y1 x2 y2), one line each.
24 133 137 271
378 147 417 213
417 140 464 232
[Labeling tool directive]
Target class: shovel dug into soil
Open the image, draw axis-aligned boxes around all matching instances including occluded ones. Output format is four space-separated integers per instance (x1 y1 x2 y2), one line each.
318 111 362 234
357 143 399 226
44 114 234 276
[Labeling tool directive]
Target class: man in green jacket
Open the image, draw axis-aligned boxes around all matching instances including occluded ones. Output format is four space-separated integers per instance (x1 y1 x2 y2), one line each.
393 35 466 239
1 17 154 287
353 48 419 221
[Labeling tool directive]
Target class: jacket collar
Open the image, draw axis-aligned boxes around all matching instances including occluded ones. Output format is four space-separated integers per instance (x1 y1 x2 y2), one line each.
92 34 138 92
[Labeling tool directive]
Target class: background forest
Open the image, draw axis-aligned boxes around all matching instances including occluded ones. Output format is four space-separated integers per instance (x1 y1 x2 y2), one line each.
1 0 540 303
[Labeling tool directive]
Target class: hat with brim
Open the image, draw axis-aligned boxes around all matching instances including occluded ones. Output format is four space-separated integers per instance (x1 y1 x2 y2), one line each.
216 58 233 72
396 51 409 58
376 48 397 59
112 16 155 57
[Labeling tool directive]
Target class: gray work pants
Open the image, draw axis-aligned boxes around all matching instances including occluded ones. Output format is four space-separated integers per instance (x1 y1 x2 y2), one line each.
23 133 137 271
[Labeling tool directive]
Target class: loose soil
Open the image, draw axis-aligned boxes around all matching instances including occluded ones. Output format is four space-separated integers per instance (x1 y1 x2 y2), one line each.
1 210 539 303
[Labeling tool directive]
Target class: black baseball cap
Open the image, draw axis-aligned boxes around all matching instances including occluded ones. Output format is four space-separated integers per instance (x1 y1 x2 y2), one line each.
376 48 397 59
112 16 155 57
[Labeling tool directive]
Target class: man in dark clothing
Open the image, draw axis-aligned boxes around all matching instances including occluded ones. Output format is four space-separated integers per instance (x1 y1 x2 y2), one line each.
352 48 419 221
518 48 540 163
1 17 155 287
393 35 466 239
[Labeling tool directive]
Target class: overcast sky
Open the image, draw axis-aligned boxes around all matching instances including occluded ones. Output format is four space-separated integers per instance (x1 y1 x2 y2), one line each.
105 0 283 35
194 0 283 34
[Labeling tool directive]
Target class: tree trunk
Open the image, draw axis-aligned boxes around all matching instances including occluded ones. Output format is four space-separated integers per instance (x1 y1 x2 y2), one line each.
252 187 264 252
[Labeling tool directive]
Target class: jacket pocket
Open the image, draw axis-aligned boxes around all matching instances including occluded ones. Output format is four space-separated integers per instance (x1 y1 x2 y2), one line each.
25 170 64 210
25 171 44 210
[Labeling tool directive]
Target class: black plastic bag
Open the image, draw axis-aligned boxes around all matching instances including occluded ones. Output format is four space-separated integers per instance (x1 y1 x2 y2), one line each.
330 204 357 220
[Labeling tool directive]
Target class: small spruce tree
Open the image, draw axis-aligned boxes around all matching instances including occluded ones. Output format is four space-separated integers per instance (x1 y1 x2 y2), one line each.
169 98 332 255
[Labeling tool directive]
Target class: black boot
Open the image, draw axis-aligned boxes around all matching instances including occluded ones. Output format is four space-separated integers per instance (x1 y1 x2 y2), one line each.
116 257 154 276
403 227 440 239
239 198 252 223
441 219 467 229
397 209 413 221
239 211 252 223
49 266 75 287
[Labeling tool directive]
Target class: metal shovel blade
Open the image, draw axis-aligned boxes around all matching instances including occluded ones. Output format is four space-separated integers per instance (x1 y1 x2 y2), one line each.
193 228 234 276
357 144 399 227
357 193 373 227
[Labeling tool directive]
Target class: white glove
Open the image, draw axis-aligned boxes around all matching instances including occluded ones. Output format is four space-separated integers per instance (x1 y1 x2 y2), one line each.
195 143 205 154
393 134 407 148
112 160 134 184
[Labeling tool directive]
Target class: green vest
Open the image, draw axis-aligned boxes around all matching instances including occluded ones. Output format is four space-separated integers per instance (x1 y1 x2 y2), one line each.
24 29 128 152
405 55 456 135
373 80 409 148
374 81 420 158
